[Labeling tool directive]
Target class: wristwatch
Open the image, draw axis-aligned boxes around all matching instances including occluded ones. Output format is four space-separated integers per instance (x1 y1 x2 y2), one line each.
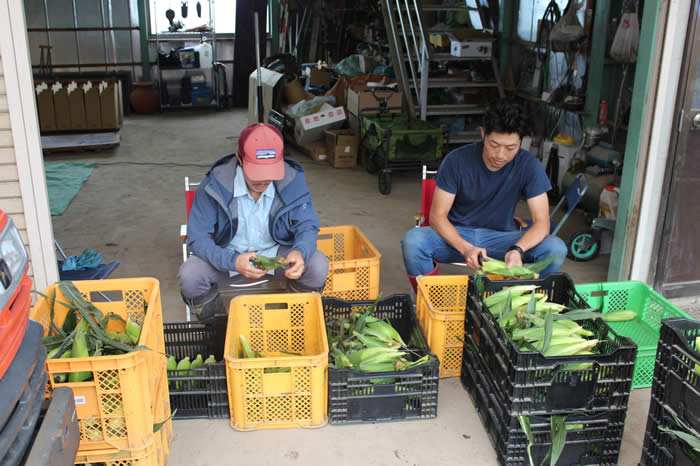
507 245 524 258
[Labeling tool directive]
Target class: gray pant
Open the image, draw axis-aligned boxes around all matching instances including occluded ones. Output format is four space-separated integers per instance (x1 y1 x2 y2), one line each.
178 245 329 298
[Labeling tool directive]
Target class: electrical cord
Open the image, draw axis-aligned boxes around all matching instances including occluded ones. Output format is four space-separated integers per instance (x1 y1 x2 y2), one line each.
94 161 213 168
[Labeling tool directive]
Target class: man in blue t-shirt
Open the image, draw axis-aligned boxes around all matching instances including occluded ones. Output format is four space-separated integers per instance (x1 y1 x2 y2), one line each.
401 98 567 291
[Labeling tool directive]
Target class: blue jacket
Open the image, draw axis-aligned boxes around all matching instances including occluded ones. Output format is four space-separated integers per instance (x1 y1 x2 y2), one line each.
187 154 320 272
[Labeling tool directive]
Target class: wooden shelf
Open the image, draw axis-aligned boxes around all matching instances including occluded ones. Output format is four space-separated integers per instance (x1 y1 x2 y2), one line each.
512 91 589 116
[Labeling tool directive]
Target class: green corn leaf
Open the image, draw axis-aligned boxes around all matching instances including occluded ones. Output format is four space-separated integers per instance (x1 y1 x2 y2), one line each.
525 256 553 273
526 292 537 315
153 409 177 433
548 415 567 466
657 426 700 452
518 416 535 466
475 274 485 301
552 308 603 321
541 310 554 353
498 291 513 325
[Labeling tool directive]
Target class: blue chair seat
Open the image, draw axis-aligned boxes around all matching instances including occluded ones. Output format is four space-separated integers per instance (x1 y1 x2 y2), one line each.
57 261 120 281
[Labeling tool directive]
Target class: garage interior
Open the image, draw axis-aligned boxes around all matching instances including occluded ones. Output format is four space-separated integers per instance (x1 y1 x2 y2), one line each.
5 0 700 464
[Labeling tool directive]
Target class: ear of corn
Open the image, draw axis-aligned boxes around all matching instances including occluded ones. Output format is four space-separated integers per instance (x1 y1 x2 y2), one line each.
600 310 637 322
125 318 142 345
204 354 217 364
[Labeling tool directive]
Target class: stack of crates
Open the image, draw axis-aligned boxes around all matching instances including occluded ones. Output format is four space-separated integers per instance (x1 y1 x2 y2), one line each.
317 226 381 301
224 293 328 431
30 278 172 465
641 318 700 465
322 294 440 424
462 273 638 465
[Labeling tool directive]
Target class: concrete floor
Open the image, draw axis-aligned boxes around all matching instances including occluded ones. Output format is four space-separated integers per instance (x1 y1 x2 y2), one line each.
49 110 648 465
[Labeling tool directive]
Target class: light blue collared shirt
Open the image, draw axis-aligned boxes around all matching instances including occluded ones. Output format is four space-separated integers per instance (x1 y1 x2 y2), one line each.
226 166 279 276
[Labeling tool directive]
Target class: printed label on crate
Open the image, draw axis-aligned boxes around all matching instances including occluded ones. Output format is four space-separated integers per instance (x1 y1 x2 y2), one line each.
74 395 86 405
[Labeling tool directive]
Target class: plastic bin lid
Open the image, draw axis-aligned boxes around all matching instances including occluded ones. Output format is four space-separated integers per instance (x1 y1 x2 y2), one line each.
0 320 44 429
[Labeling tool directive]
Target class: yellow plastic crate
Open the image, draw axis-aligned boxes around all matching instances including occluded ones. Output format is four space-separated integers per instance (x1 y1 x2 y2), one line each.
74 421 169 466
30 278 167 453
317 226 381 300
416 275 470 378
224 293 328 431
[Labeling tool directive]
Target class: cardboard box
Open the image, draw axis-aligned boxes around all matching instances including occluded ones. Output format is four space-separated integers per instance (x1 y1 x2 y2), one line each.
99 80 120 130
248 68 285 125
309 141 328 162
348 113 361 137
52 86 71 131
83 82 102 130
347 83 402 115
308 68 331 87
293 103 346 145
448 29 494 58
67 84 87 130
35 83 56 132
325 129 358 169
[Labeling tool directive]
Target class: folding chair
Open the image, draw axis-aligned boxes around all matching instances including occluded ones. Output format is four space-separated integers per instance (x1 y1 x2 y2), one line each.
54 239 119 281
181 176 287 321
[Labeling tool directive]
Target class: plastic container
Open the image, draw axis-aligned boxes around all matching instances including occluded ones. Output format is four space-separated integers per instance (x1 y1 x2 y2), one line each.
317 226 381 301
599 184 619 219
322 294 439 424
415 274 469 378
575 281 691 389
164 320 229 419
0 320 47 465
641 318 700 465
23 387 80 466
465 273 637 415
30 278 168 453
462 343 626 466
224 293 328 431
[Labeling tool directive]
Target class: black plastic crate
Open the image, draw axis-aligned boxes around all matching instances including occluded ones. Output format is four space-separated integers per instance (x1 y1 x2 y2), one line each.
0 320 48 465
322 294 439 424
462 338 625 466
22 387 79 466
465 274 637 415
164 318 229 420
641 318 700 465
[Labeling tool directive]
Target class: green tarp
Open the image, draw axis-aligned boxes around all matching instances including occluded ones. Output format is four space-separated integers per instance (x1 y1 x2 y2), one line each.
44 162 95 215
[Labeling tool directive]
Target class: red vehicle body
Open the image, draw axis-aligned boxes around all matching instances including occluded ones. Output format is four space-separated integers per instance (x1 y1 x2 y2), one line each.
0 209 32 379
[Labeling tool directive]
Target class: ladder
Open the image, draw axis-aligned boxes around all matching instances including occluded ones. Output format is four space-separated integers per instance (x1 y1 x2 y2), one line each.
380 0 505 145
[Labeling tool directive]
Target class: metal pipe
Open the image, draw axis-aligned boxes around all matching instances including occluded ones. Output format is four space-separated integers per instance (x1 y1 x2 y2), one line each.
71 0 81 72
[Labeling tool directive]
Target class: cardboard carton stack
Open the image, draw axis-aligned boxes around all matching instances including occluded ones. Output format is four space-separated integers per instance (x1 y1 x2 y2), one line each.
35 79 123 133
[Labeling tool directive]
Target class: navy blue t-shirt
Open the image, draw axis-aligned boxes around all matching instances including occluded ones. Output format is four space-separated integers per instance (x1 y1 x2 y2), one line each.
435 142 551 231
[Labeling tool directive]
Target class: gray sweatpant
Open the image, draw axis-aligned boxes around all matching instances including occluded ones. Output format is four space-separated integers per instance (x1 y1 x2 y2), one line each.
178 245 329 298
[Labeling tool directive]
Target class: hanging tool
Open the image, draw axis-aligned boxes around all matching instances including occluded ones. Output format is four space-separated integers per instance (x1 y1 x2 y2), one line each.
196 1 201 17
181 1 188 18
255 11 264 123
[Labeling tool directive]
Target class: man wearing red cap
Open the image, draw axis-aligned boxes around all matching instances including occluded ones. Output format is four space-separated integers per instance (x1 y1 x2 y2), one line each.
178 123 328 322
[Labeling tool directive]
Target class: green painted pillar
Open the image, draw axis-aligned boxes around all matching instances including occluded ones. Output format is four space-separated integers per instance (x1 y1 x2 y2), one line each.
498 0 514 76
608 0 664 281
137 0 151 81
582 1 611 127
271 0 279 55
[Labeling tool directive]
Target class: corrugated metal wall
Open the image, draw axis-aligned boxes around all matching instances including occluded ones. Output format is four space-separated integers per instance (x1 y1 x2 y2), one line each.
23 0 235 82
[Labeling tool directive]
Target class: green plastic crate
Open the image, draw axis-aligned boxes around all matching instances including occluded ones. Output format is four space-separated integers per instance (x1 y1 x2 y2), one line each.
360 113 443 163
575 281 691 389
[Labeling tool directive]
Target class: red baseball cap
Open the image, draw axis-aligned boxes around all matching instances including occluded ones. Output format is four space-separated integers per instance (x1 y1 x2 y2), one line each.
238 123 285 181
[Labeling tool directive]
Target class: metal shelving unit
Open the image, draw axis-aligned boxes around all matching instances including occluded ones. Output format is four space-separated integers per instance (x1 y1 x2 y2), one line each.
153 0 218 110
